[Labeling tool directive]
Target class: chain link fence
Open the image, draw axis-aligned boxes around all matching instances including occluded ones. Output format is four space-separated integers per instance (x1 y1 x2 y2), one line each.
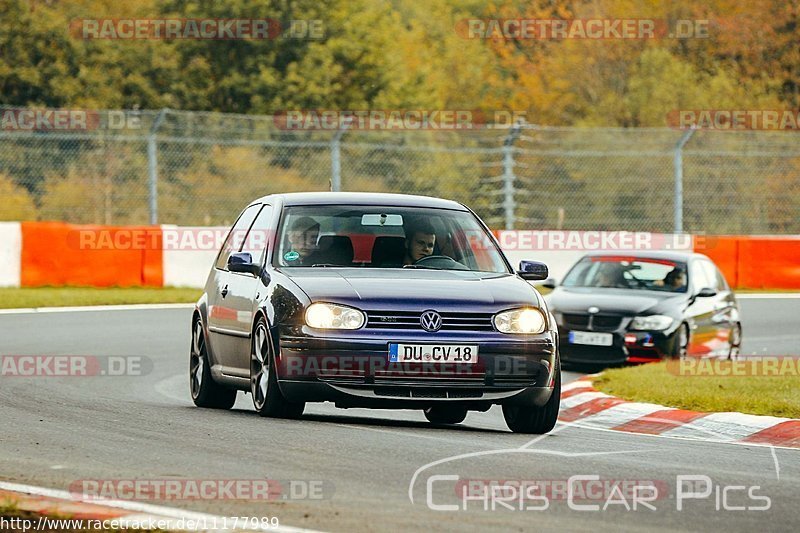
1 107 798 233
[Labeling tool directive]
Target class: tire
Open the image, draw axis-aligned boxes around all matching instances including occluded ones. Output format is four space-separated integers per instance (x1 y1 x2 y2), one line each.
670 323 690 359
423 405 468 425
251 317 305 419
728 322 742 360
190 317 237 409
502 360 561 434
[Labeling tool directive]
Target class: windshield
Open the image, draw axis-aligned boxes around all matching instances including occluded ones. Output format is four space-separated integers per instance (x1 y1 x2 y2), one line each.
273 205 510 274
562 256 689 293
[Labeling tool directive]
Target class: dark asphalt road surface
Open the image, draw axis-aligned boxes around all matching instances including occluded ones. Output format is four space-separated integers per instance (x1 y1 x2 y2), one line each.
0 297 798 532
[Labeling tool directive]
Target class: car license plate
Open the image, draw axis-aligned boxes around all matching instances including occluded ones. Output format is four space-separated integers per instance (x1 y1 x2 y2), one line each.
568 331 613 346
388 344 478 363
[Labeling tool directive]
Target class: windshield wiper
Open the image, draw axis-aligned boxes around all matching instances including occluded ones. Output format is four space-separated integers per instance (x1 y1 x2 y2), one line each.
311 263 338 268
402 264 444 270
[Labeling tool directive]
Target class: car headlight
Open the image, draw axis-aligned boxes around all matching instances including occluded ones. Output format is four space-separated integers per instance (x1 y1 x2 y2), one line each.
630 315 673 331
305 303 365 330
494 308 546 334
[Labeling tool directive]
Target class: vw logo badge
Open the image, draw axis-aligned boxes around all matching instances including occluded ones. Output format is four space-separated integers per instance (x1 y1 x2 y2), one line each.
420 310 442 332
588 306 600 314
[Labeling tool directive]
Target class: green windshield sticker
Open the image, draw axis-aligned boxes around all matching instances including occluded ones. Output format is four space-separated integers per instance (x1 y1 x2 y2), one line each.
284 251 300 262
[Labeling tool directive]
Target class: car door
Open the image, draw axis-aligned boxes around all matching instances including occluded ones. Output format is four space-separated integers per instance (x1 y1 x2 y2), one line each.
221 204 274 376
686 259 716 356
701 259 736 355
206 203 262 373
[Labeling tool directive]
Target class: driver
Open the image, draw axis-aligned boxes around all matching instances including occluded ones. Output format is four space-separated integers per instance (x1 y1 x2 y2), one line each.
285 216 322 266
403 220 436 265
663 267 687 291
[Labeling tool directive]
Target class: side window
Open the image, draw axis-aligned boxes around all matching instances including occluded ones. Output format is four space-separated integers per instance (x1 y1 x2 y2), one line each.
241 205 274 267
715 266 730 291
214 204 262 270
689 260 711 291
701 260 722 291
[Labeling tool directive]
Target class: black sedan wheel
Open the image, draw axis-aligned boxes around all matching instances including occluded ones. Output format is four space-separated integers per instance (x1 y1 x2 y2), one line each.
670 323 690 359
251 317 305 419
502 361 561 434
728 323 742 360
423 405 468 425
190 318 237 409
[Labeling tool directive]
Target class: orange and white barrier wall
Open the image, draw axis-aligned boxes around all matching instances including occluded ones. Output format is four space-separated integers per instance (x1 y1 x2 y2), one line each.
1 223 798 290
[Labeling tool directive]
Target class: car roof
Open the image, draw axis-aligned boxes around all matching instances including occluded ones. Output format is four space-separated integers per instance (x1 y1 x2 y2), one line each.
252 192 468 210
580 250 709 262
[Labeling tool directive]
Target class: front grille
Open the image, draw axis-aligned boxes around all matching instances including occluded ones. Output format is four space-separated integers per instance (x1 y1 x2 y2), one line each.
562 313 589 328
593 315 623 329
562 313 622 331
365 311 494 331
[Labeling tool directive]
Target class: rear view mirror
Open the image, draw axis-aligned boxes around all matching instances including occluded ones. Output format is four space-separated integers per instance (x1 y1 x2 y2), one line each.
361 213 404 226
227 252 262 276
518 260 548 281
696 287 717 298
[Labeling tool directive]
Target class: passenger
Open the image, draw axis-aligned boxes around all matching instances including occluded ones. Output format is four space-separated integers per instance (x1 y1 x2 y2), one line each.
285 216 322 266
403 221 436 265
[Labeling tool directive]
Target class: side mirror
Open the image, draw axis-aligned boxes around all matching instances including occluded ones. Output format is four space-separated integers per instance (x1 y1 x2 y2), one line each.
518 260 549 281
541 277 558 289
695 287 717 298
227 252 262 276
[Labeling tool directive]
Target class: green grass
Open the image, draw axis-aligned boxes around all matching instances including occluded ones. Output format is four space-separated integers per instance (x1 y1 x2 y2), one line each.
593 361 800 418
0 287 201 309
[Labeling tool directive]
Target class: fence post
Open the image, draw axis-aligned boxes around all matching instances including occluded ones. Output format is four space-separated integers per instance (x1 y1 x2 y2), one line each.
330 117 352 192
147 108 168 225
502 122 522 230
673 128 695 233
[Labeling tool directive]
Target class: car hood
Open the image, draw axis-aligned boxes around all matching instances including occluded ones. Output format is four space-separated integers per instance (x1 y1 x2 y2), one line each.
280 268 540 311
545 286 687 316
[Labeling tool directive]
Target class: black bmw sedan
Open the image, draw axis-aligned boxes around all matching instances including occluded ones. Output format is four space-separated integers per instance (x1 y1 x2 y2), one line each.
190 192 561 434
545 251 742 367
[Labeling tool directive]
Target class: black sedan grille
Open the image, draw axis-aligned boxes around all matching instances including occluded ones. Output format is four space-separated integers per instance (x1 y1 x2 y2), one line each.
562 313 623 331
365 311 495 331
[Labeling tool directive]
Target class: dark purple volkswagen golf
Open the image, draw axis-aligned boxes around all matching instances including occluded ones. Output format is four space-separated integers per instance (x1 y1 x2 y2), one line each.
190 192 560 433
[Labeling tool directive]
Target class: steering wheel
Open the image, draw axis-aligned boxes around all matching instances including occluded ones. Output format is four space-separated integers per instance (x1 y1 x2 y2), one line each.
413 255 469 271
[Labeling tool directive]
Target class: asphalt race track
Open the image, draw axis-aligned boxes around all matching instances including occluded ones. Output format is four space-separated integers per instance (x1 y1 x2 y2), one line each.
1 297 798 532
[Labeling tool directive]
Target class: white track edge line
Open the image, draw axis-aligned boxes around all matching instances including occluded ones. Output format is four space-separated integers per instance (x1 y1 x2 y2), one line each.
0 303 195 315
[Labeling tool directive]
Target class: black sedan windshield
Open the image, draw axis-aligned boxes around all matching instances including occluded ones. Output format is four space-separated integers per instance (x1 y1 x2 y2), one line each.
562 256 689 293
274 205 509 273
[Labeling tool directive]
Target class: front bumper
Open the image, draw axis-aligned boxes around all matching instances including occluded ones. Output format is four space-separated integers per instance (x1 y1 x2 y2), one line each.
558 325 678 365
274 327 558 408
